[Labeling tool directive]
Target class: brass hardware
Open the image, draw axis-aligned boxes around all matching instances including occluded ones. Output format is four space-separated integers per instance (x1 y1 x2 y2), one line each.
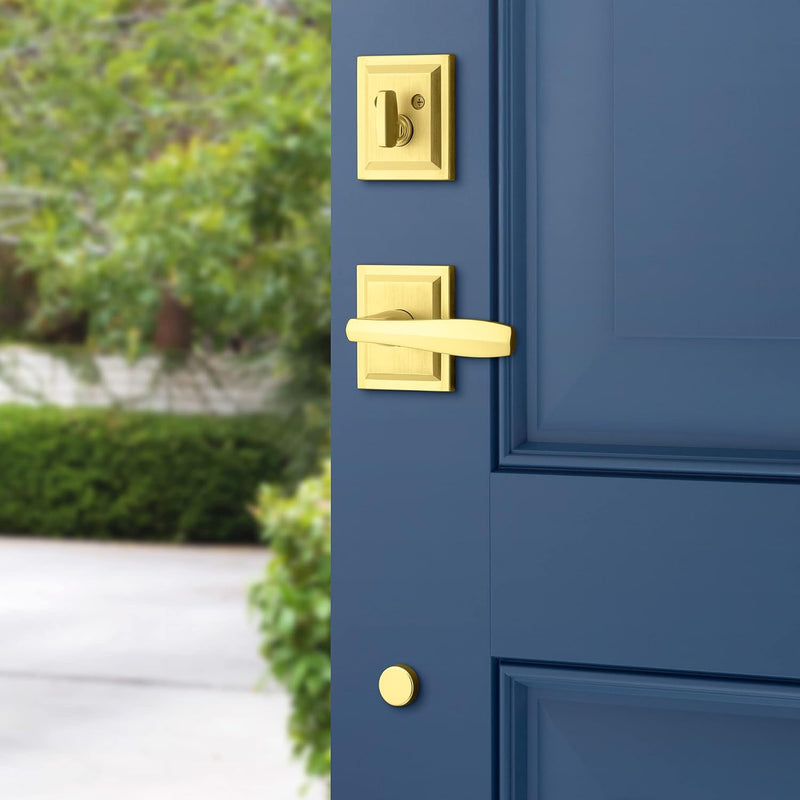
375 90 413 148
357 55 455 181
379 664 419 707
347 316 515 358
346 265 515 391
350 265 454 391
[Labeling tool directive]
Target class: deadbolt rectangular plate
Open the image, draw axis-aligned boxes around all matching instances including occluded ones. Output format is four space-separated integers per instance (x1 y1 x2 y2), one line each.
357 55 455 181
356 265 454 391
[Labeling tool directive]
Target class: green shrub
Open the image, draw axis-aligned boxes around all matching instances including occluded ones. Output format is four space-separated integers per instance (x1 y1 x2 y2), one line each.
0 404 306 543
250 461 331 780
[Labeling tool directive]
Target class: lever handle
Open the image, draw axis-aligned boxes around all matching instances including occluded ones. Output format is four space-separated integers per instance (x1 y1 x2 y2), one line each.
375 91 413 148
346 310 515 358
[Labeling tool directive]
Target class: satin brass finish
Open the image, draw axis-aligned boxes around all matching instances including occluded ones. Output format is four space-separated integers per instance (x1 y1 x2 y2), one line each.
357 55 454 180
375 90 413 148
346 316 515 358
379 665 419 707
351 265 454 391
347 265 515 391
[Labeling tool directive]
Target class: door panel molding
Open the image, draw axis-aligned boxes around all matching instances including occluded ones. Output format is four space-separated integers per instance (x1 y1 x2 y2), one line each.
497 0 800 478
499 662 800 800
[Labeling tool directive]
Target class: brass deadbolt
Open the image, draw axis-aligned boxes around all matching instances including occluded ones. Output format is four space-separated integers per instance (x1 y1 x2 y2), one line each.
357 54 455 180
379 664 419 707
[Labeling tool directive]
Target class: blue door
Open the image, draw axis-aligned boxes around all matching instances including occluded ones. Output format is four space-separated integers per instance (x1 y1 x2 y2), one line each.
332 1 800 798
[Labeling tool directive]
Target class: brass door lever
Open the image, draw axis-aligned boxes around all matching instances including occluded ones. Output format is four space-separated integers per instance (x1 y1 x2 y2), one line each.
346 310 515 358
350 264 513 391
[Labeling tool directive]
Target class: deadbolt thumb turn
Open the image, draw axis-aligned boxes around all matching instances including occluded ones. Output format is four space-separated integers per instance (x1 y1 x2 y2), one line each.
347 265 515 392
375 90 413 148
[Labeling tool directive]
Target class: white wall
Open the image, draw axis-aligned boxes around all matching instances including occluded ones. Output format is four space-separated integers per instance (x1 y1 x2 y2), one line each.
0 345 280 415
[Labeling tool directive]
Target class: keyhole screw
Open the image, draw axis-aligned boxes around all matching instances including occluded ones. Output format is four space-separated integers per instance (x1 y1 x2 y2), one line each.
411 94 426 110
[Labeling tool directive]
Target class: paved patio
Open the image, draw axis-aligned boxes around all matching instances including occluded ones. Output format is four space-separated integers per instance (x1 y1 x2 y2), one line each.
0 537 326 799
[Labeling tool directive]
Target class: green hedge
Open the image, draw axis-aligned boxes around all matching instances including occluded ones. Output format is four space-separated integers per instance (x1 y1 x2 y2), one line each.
0 405 299 543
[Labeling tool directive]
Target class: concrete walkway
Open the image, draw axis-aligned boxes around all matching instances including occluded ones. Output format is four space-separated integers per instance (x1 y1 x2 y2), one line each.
0 537 326 799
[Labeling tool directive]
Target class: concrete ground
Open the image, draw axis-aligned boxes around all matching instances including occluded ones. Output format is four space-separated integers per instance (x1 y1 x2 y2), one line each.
0 537 326 800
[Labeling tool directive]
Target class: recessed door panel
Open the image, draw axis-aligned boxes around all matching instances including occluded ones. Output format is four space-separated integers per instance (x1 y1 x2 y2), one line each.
518 0 800 458
614 1 800 341
500 665 800 800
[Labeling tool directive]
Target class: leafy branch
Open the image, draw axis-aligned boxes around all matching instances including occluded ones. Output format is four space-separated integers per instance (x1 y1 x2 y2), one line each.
0 0 330 378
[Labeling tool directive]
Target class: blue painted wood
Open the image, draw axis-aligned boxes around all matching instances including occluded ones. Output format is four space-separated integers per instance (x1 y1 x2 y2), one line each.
334 0 800 796
492 471 800 677
500 664 800 799
498 0 800 476
331 3 497 799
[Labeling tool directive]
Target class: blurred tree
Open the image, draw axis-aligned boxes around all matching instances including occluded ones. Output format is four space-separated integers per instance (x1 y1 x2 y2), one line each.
0 0 330 395
0 244 36 337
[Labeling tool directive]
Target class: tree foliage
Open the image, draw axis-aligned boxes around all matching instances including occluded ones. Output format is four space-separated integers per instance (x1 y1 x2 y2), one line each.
0 0 330 365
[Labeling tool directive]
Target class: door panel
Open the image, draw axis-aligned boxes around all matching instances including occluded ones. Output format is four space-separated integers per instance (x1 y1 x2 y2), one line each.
492 472 800 676
614 1 800 343
500 0 800 468
500 665 800 800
